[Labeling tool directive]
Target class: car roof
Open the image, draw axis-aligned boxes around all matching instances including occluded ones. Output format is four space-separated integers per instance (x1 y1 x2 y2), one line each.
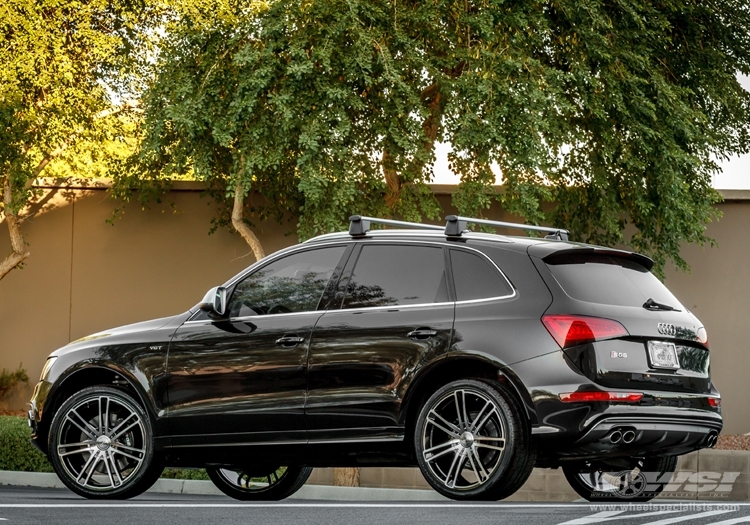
303 229 653 268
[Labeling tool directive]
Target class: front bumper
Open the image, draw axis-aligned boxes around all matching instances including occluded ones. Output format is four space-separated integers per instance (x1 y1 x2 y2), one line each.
28 380 53 455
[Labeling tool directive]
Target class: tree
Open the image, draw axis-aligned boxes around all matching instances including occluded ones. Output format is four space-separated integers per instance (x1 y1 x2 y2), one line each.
131 0 750 275
0 0 156 281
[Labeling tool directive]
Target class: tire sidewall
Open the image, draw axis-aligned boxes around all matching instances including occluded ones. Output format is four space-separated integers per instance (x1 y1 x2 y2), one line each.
414 379 522 500
48 385 157 499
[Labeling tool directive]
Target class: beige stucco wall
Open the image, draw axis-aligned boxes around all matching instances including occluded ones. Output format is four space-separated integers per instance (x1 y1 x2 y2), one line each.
1 182 748 435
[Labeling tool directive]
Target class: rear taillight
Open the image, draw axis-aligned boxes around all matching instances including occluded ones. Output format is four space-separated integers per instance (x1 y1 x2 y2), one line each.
542 314 629 349
708 396 721 407
559 391 643 403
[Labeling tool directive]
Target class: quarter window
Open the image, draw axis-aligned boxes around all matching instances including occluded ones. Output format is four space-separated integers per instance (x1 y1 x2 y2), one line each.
450 249 513 301
228 246 346 317
342 245 448 309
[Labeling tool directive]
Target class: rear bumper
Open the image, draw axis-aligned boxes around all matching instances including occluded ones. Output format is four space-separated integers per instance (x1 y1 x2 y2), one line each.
539 409 723 462
569 414 721 456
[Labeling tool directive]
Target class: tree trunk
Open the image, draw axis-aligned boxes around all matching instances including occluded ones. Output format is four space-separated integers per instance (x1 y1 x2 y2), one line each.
382 84 446 210
0 179 31 281
383 148 401 208
333 467 360 487
231 179 265 262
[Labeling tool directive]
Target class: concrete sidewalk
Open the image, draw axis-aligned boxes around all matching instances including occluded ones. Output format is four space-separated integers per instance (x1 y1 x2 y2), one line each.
1 449 748 501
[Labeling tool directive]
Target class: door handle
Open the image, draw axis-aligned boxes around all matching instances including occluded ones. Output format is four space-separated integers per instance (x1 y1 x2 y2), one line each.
406 329 438 340
275 335 305 347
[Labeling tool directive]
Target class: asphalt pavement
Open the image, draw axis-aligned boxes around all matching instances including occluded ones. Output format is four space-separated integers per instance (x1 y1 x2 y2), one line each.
0 486 749 525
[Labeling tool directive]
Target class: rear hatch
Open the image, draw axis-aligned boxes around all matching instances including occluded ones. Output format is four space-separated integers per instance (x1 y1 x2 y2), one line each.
529 245 711 394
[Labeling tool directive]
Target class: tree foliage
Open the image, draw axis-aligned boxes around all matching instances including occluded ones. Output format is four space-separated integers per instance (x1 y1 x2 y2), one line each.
130 0 750 273
0 0 157 280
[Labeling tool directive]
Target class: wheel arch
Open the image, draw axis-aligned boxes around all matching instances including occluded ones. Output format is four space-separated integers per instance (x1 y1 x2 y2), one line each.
400 353 538 445
38 364 157 453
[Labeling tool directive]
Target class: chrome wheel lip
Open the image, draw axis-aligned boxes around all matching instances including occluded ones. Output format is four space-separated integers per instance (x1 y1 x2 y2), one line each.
421 387 507 491
55 393 147 492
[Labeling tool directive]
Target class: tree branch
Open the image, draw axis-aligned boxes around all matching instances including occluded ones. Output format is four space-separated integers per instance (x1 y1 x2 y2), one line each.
0 179 31 281
231 178 265 262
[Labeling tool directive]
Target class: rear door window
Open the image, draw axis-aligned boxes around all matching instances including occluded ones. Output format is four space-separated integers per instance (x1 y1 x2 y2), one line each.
545 253 682 308
342 245 449 309
450 249 514 301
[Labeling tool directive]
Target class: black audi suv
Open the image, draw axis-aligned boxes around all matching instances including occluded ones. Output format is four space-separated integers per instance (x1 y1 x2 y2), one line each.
28 215 721 501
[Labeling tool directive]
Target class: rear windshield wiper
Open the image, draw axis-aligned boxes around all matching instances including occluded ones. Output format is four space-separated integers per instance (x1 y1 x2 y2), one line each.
643 298 681 312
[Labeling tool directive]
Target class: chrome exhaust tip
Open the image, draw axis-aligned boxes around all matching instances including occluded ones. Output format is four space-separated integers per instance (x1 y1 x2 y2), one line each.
622 430 636 444
706 432 718 448
609 430 622 444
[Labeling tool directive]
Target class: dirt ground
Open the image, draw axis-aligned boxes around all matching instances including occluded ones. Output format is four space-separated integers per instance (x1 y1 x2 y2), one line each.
0 409 26 417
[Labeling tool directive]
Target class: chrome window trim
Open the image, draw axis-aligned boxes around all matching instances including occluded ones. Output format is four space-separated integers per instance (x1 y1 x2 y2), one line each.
186 237 517 322
342 239 517 306
449 245 518 304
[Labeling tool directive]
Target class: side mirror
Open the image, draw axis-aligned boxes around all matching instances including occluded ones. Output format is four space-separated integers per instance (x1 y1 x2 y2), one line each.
199 286 227 318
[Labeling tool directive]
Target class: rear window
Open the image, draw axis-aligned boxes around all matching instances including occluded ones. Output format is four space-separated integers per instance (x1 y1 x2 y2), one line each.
450 249 513 301
545 254 683 308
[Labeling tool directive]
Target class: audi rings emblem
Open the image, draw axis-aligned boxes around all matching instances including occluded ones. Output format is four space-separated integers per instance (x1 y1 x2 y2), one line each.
657 323 676 336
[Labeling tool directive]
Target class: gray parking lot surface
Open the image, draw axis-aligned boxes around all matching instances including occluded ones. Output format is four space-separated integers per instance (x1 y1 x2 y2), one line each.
1 486 749 525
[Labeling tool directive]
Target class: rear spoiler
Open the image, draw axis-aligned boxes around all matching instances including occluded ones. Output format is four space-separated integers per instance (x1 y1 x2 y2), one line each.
541 247 654 271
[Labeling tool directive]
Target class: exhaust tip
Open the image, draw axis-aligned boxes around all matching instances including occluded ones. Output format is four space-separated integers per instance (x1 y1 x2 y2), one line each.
706 432 718 448
609 430 622 444
622 430 636 444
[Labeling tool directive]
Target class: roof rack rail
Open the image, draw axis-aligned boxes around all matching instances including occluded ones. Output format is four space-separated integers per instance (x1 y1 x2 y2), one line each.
444 215 569 241
348 215 444 236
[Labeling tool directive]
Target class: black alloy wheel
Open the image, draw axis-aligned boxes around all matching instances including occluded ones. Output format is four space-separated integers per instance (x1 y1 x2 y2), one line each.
415 379 535 500
48 386 163 499
206 466 313 500
563 456 678 502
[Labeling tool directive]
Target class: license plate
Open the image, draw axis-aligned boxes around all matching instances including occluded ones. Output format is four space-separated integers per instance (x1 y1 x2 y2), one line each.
647 341 680 369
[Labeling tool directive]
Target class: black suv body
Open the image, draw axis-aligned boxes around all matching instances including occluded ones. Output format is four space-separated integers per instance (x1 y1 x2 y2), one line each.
28 216 721 501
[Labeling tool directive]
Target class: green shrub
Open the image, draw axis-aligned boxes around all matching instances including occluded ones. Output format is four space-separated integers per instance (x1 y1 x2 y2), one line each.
0 365 29 401
0 416 53 472
161 468 210 480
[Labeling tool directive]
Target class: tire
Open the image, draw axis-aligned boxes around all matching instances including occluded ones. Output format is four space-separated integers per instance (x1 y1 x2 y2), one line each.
414 379 535 501
563 456 678 502
206 466 313 501
48 385 163 499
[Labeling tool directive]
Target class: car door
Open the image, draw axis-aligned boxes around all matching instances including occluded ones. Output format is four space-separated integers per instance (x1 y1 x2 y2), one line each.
306 242 455 442
166 244 350 447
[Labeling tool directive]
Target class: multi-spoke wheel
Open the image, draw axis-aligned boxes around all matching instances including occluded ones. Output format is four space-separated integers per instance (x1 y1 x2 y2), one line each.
415 379 535 500
49 386 162 499
206 466 312 500
563 456 677 502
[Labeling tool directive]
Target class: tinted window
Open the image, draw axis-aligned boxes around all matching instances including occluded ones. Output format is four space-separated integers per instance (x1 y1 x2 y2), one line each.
546 254 683 308
228 246 346 317
342 245 448 309
450 249 513 301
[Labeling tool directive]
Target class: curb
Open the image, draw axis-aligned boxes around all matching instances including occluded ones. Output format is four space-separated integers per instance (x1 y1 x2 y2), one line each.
0 470 446 501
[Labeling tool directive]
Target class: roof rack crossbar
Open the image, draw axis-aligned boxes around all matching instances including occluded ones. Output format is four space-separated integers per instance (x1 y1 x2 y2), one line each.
445 215 569 241
349 215 444 236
